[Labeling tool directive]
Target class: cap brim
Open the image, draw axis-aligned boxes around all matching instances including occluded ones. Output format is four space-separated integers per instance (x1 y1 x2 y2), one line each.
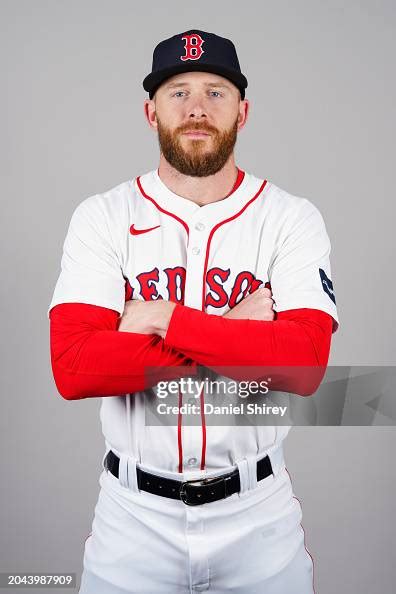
143 63 247 98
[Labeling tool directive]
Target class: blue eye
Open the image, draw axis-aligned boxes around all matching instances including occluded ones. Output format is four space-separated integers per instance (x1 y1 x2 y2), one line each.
173 91 186 97
210 91 221 97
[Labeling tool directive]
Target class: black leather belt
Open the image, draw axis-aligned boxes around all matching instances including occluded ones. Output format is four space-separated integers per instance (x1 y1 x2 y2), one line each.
104 450 273 506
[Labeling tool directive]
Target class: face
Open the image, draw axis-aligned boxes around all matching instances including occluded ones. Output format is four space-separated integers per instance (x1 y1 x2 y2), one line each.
144 71 249 177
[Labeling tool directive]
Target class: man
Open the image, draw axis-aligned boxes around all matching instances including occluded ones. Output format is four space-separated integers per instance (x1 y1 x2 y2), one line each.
48 29 339 593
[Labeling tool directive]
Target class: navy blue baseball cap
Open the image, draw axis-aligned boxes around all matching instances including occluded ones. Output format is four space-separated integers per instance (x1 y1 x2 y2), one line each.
143 29 248 99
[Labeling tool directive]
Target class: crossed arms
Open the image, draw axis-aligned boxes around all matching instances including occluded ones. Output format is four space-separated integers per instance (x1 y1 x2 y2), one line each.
49 287 333 400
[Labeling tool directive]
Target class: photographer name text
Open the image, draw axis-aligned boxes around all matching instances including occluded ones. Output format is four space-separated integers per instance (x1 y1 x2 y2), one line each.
156 402 287 416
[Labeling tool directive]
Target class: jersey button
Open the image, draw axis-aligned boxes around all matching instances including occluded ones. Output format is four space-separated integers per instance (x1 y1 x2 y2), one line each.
194 222 205 231
192 247 200 255
186 457 198 467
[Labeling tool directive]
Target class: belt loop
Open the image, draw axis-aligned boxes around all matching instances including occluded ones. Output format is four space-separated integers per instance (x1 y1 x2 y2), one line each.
268 443 285 477
118 453 139 493
101 447 110 472
247 455 258 491
236 454 257 496
236 458 249 495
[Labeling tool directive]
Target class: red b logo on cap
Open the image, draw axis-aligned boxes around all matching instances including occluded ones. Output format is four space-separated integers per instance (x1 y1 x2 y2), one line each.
180 33 205 61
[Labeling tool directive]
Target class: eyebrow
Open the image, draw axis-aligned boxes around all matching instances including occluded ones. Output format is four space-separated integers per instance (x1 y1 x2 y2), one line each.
165 81 231 90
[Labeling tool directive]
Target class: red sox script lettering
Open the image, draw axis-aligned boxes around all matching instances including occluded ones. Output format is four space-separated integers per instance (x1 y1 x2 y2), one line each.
180 33 205 61
124 267 268 309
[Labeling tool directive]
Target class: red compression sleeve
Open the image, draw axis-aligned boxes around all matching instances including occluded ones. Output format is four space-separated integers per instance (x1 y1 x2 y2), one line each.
164 306 334 396
49 302 197 400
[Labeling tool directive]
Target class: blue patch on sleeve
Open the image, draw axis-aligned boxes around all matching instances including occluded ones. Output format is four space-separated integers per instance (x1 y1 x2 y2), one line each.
319 268 336 304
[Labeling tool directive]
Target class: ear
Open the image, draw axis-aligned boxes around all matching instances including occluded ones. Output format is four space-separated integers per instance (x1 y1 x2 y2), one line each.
237 98 249 131
144 98 158 130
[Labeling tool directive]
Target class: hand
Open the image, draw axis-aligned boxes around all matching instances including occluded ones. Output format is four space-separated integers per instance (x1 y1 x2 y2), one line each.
117 299 177 337
223 287 275 321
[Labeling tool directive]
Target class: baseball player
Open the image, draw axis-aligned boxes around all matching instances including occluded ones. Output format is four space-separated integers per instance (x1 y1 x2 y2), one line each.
48 29 339 593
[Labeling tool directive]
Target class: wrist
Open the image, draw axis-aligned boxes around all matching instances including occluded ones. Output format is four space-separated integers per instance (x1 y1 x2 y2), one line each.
155 301 177 338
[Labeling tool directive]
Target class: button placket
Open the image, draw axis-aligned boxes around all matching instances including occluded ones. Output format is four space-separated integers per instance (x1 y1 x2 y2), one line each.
180 376 205 475
183 216 208 310
190 222 205 256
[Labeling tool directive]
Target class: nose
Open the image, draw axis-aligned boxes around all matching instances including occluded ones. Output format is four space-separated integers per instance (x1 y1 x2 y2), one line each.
187 101 207 120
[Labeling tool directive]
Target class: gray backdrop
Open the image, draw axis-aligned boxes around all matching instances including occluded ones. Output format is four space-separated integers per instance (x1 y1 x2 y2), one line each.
1 1 395 592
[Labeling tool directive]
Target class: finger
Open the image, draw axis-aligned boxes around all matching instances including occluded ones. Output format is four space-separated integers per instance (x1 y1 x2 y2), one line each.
262 297 274 306
259 287 272 298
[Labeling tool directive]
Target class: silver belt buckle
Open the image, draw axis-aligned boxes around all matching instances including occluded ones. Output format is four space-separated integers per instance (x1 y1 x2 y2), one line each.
179 474 232 506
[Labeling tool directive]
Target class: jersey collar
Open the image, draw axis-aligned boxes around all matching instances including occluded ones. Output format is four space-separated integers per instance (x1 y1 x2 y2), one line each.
134 168 269 227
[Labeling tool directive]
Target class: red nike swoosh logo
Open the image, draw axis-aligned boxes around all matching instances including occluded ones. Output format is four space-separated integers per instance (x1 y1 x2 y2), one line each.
130 224 161 236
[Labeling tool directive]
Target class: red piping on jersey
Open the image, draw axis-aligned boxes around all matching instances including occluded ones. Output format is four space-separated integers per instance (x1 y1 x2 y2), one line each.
198 178 268 470
198 385 207 470
201 179 268 312
137 173 189 473
177 389 184 474
136 176 190 236
138 169 248 474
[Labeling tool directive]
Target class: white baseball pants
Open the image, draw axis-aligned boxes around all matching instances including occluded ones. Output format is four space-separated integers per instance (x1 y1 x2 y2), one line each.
79 447 315 593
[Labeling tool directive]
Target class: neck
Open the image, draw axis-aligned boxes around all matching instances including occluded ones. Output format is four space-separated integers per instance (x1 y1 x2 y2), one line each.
157 154 239 206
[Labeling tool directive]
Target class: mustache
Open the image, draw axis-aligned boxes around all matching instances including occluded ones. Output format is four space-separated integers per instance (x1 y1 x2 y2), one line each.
176 123 218 134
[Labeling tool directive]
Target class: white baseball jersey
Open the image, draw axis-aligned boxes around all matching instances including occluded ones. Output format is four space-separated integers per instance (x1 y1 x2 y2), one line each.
48 168 339 481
